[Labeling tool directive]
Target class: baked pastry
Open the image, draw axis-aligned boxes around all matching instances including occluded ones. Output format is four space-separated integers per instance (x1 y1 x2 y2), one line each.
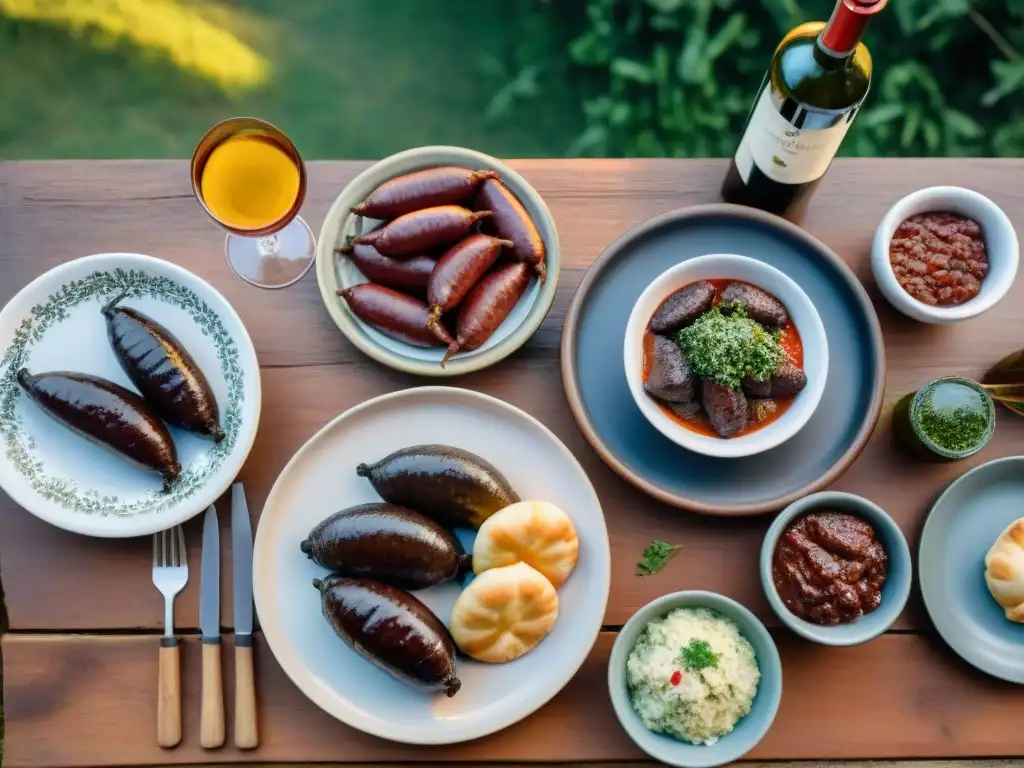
472 500 579 588
449 562 559 663
984 518 1024 623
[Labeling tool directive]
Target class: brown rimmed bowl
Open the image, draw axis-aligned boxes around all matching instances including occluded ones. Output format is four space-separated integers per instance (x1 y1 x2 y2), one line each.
560 204 886 516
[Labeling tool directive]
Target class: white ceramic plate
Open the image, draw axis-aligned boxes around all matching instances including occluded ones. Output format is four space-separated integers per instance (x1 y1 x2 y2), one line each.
0 253 261 537
253 387 610 744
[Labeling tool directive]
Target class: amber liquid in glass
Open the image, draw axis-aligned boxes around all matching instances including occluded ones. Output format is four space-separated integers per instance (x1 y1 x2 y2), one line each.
198 130 301 233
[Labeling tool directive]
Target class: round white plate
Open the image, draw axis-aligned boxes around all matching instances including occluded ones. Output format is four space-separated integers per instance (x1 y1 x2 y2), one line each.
0 253 261 537
253 387 610 744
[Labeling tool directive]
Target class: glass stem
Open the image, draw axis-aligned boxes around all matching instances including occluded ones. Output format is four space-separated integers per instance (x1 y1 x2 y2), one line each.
257 233 280 257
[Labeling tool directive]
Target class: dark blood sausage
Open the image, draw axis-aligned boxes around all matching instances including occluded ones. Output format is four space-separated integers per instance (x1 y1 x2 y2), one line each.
649 281 716 334
314 576 461 696
357 444 519 530
645 335 696 403
474 178 546 283
337 242 436 296
742 362 808 398
352 167 499 220
354 206 491 258
338 283 453 347
702 379 749 438
103 294 223 442
441 262 530 367
16 369 181 485
720 282 789 328
301 503 470 590
427 234 513 324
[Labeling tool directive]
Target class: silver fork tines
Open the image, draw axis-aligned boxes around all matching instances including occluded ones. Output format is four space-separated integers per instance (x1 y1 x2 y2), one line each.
152 526 188 637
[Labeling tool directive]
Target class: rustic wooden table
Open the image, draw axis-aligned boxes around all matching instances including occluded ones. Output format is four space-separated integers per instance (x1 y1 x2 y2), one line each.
1 159 1024 768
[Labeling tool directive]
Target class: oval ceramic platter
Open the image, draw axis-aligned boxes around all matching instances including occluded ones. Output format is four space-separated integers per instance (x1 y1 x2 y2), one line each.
0 253 261 537
253 387 610 744
919 456 1024 683
562 204 886 515
315 146 560 377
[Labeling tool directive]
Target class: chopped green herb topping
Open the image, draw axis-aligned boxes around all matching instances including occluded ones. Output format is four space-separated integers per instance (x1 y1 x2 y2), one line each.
679 639 719 671
636 540 681 576
677 306 787 389
916 383 992 454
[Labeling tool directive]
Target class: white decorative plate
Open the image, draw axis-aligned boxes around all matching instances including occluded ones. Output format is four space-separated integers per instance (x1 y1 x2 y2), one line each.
253 387 610 744
0 253 261 537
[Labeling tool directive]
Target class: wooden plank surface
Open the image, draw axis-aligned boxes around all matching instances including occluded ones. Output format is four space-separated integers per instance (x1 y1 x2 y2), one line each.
3 159 1024 766
3 159 1024 632
6 631 1024 768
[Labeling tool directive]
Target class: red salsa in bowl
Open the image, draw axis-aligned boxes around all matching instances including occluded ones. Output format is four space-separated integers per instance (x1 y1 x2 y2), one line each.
889 212 988 307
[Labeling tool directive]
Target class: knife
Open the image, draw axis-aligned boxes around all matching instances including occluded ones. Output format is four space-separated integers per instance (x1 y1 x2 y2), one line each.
232 483 258 749
200 504 225 749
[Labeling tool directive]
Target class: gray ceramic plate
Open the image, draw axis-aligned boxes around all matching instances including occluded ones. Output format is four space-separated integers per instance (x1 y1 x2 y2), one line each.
315 146 559 377
561 204 886 515
919 456 1024 683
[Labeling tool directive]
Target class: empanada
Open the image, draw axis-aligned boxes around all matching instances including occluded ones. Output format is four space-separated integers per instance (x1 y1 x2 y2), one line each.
449 562 559 663
472 500 579 587
984 518 1024 623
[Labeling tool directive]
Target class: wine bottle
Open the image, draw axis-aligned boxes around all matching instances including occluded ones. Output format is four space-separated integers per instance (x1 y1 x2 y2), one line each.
721 0 887 218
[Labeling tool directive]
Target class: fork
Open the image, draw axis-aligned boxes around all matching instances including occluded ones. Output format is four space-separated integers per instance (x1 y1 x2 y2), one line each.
153 526 188 748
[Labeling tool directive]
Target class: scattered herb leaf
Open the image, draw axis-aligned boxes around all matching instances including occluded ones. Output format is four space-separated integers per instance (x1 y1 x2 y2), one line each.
344 234 356 246
636 540 681 576
679 639 719 671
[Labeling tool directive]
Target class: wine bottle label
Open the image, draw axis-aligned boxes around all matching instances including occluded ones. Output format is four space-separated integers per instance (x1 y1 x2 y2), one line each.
734 88 853 185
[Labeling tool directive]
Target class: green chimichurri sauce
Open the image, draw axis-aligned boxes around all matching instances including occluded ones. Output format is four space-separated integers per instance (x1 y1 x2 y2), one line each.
903 377 995 459
677 306 787 389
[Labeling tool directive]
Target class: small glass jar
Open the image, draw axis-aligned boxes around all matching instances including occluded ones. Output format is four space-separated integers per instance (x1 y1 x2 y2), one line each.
893 376 995 461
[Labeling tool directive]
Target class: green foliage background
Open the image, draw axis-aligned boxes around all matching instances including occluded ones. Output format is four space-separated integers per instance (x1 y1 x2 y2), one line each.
496 0 1024 158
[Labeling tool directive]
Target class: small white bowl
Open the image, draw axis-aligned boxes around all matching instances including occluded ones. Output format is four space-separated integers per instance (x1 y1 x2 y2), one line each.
624 254 828 459
871 186 1018 324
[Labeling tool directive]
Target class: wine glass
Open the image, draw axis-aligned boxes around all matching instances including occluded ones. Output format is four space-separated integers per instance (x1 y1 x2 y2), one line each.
191 117 315 289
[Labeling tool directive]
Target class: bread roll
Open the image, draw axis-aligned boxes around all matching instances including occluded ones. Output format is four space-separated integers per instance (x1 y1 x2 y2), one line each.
449 562 558 663
985 518 1024 623
472 500 579 587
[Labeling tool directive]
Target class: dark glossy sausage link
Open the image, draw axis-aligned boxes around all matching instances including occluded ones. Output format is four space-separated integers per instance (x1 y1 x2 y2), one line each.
338 283 453 347
475 178 546 283
442 261 531 367
351 167 499 220
354 206 491 258
427 234 513 326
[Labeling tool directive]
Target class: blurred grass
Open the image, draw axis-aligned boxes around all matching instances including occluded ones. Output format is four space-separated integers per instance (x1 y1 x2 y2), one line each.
0 0 581 159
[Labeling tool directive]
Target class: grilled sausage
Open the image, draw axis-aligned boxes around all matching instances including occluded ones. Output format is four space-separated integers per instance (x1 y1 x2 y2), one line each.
314 577 460 696
441 261 530 367
352 167 499 220
474 178 546 282
301 503 470 590
103 294 223 441
338 283 453 347
720 282 789 328
338 242 436 296
17 369 180 485
649 281 716 334
354 206 491 258
427 234 512 323
356 444 519 530
702 379 749 438
742 362 807 398
645 335 697 403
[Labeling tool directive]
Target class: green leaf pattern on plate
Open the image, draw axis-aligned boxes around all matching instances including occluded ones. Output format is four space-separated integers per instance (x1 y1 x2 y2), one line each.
0 268 244 517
